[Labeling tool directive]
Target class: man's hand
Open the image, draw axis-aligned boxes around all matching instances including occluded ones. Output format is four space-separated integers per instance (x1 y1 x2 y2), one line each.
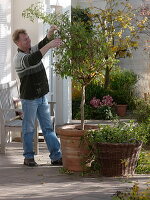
40 38 62 56
49 38 62 48
47 25 58 39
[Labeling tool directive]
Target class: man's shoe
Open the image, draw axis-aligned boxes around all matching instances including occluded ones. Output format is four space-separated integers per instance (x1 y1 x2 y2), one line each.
24 158 38 167
51 158 63 166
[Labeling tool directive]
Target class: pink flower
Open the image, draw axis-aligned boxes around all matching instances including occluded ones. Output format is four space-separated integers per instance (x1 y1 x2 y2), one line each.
101 95 114 106
90 97 101 108
90 95 115 108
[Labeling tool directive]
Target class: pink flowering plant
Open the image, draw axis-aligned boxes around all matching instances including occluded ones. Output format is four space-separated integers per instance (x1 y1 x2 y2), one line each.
90 95 115 108
90 95 116 120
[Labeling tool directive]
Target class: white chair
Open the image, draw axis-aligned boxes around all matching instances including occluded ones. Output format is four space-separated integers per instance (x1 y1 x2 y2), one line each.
0 80 56 154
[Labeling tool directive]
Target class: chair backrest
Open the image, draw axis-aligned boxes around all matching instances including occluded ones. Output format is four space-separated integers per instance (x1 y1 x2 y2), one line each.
0 80 19 122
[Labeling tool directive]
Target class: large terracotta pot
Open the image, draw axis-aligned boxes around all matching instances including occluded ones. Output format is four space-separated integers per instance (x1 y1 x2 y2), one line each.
116 104 127 117
57 124 98 172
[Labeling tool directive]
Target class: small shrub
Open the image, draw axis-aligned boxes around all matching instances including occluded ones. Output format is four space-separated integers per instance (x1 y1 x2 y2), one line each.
86 121 148 144
110 69 138 108
85 83 112 103
73 104 92 120
136 151 150 174
112 183 150 200
133 98 150 123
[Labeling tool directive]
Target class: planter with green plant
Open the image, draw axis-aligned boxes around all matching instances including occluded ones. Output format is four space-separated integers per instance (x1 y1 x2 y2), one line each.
85 121 147 176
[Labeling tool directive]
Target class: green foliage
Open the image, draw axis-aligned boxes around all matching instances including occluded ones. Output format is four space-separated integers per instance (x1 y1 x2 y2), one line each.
59 167 74 175
22 4 117 85
112 183 150 200
71 7 93 31
85 69 138 106
136 150 150 174
92 106 116 120
133 98 150 123
72 98 81 119
144 123 150 144
85 83 113 104
86 121 148 144
73 104 116 120
54 21 117 86
133 99 150 144
109 69 138 106
110 69 138 90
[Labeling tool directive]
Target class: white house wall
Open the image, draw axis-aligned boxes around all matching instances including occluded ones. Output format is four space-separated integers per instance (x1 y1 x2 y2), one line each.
72 0 106 9
120 0 150 96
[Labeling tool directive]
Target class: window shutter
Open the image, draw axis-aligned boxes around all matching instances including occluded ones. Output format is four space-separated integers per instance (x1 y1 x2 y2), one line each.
0 0 11 84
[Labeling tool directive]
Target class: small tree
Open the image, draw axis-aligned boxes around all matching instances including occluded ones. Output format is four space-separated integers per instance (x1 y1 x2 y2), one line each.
22 4 117 130
89 0 148 89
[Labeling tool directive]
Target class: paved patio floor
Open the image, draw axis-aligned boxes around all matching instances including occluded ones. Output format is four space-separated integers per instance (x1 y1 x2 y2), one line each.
0 142 150 200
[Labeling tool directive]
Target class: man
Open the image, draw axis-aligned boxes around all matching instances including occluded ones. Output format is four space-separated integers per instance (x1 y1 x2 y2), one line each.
12 26 62 167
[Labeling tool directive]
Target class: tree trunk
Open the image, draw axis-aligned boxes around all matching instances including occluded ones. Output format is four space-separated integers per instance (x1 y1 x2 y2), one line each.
80 85 85 130
104 66 110 89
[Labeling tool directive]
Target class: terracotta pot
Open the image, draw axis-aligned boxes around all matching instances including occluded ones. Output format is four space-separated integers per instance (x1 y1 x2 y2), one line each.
116 104 127 117
57 124 98 172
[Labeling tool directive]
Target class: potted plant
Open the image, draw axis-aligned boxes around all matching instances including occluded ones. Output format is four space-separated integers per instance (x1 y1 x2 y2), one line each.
22 5 118 171
110 69 138 117
85 121 147 177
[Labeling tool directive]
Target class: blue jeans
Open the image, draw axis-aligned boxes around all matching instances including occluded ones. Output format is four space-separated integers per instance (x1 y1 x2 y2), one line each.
21 95 62 161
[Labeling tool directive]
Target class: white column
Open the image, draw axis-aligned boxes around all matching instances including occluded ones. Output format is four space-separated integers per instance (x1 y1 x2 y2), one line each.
56 76 72 125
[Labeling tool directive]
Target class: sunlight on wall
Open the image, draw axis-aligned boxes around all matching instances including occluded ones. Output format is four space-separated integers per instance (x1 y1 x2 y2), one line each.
50 0 70 8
